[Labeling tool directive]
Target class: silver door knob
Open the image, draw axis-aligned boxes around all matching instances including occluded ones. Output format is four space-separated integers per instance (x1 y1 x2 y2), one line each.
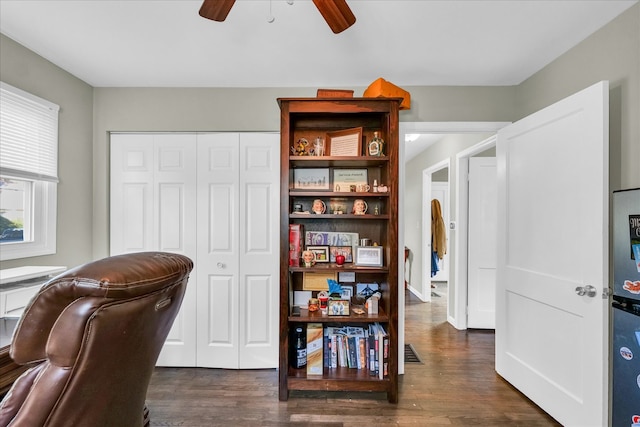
575 285 597 297
217 262 225 268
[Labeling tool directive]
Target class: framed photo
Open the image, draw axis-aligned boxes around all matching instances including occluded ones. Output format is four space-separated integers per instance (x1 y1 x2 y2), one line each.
307 245 329 263
302 272 336 291
328 198 348 215
328 299 350 316
356 283 379 298
305 231 359 248
355 246 384 267
293 168 330 190
330 246 353 263
327 127 362 156
340 285 353 300
333 169 368 192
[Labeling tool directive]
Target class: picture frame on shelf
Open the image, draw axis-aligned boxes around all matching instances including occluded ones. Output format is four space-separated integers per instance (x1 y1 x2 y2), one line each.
333 169 368 192
355 246 384 267
307 245 330 263
340 285 353 300
305 231 359 248
328 299 350 316
327 127 362 157
293 168 330 190
328 198 348 215
356 282 379 298
329 246 353 263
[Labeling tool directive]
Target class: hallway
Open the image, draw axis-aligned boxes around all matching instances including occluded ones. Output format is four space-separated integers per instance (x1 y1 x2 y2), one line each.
146 286 560 425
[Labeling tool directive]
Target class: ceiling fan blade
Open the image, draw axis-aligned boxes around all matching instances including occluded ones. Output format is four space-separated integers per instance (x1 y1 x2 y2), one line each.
312 0 356 34
199 0 236 22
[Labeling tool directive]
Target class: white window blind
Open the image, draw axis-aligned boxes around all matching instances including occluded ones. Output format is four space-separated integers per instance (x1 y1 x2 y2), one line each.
0 81 59 182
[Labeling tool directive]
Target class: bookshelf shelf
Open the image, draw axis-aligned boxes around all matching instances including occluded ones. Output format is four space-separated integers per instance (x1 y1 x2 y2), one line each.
288 307 389 323
288 264 389 273
289 214 390 220
279 97 400 403
287 367 391 382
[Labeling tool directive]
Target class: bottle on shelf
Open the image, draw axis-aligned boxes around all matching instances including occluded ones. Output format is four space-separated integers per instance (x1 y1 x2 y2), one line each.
290 326 307 369
368 131 385 156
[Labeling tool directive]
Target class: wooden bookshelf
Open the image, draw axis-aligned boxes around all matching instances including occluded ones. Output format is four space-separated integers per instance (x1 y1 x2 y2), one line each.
278 97 400 403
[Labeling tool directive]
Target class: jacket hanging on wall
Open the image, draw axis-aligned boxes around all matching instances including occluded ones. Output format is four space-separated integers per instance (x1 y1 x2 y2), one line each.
431 199 447 260
431 249 440 277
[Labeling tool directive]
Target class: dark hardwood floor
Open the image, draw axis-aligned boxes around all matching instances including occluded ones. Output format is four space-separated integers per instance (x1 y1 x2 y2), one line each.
146 285 560 426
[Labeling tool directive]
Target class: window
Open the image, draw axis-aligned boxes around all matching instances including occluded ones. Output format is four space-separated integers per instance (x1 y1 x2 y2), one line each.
0 82 59 260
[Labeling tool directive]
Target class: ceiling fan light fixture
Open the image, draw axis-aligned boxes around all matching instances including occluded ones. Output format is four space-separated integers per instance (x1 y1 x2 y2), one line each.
198 0 355 34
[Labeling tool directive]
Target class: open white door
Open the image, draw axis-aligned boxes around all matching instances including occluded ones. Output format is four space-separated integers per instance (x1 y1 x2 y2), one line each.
496 81 608 426
467 157 497 329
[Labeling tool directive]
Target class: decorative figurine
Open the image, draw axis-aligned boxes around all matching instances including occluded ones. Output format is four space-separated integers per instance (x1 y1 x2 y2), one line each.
312 199 326 214
292 138 309 156
313 137 325 156
302 250 316 267
352 199 368 215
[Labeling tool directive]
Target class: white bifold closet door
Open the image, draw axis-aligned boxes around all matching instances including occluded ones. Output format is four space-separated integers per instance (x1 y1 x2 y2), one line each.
110 133 198 366
195 132 280 369
110 132 279 369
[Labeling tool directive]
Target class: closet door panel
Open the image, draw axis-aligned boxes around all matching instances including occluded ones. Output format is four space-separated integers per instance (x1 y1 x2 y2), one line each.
110 134 154 254
120 183 150 251
157 184 185 250
196 133 241 368
153 134 197 366
244 183 271 252
238 133 279 368
244 274 272 343
208 185 235 252
111 133 198 367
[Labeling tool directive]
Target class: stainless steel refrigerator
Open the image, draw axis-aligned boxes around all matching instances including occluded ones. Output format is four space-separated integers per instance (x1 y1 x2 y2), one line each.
611 188 640 427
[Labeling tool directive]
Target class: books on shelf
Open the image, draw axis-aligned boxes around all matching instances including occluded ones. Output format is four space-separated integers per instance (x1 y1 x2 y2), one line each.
322 323 388 377
307 323 323 376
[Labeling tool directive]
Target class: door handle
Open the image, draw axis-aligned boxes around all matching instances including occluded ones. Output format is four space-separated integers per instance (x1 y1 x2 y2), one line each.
217 262 225 269
575 285 597 298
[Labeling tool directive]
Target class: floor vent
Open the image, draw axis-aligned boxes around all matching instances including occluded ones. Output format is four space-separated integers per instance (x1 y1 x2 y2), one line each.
404 344 422 363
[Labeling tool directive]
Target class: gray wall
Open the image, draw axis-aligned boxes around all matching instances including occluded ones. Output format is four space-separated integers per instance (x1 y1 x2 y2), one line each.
0 34 94 269
516 3 639 191
92 86 517 259
0 3 637 271
400 2 639 301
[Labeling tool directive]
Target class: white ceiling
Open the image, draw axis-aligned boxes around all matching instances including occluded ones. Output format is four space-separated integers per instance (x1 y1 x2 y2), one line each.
404 134 445 162
0 0 636 89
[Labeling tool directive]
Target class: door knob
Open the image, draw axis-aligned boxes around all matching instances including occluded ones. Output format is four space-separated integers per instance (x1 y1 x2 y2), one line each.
575 285 597 298
217 262 225 268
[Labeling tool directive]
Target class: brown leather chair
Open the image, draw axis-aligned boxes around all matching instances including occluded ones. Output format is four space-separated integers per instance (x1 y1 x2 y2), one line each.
0 252 193 427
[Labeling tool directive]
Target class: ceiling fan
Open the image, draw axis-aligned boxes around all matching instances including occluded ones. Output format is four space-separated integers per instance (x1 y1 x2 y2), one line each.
199 0 356 34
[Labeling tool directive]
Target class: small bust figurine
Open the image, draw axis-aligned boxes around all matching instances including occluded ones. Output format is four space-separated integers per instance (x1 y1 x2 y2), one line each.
352 199 367 215
312 199 326 214
302 250 316 267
